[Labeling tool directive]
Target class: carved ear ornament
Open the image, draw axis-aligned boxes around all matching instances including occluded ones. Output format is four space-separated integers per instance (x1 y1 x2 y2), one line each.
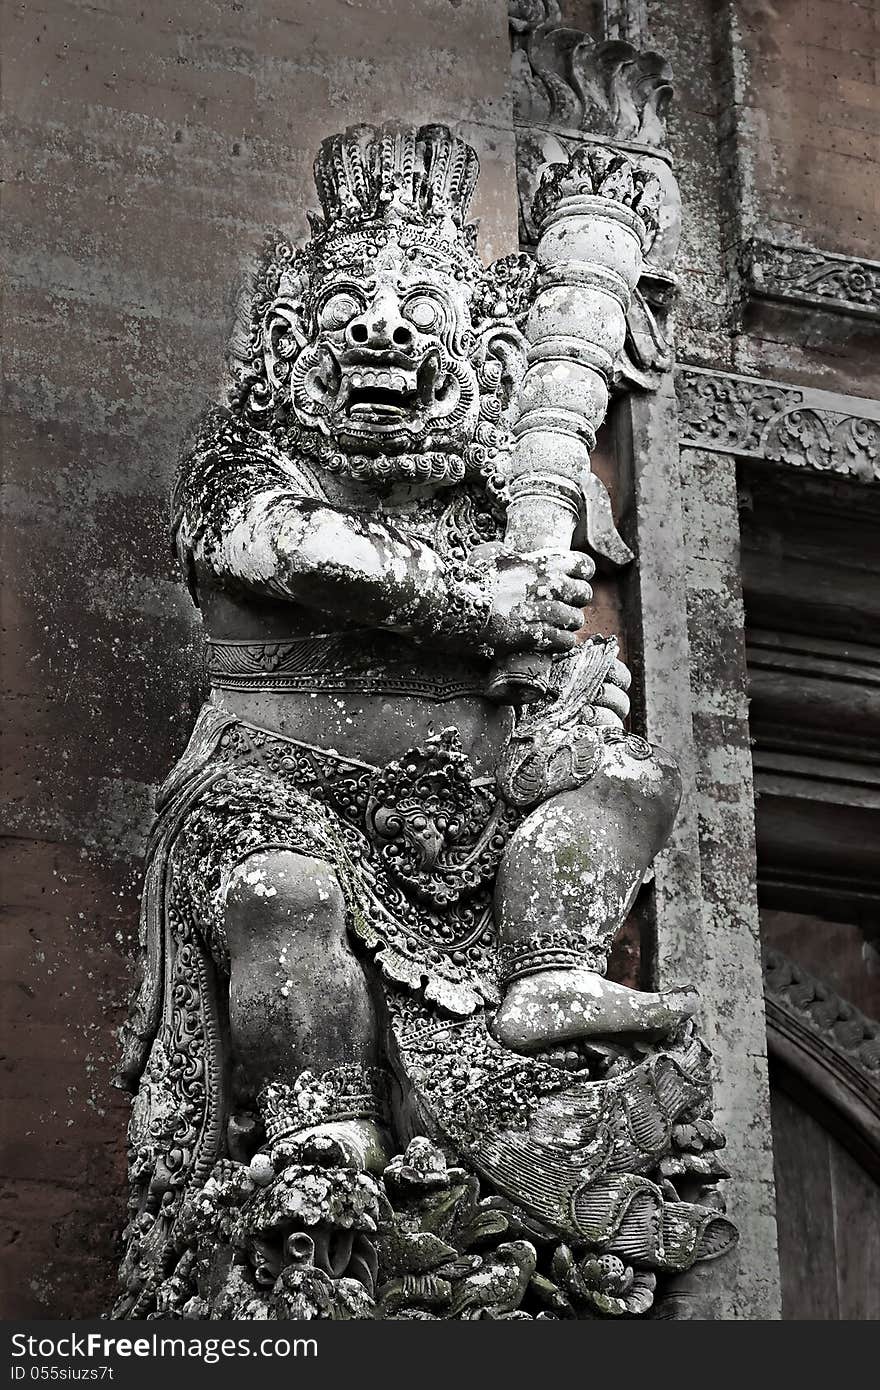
226 233 308 422
473 322 530 421
261 300 309 393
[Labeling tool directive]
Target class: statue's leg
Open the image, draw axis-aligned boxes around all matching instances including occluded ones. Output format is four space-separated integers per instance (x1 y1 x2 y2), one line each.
492 739 698 1051
224 849 389 1172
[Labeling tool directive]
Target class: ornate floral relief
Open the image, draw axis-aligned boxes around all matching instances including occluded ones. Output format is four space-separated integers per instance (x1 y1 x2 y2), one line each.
115 1127 730 1321
677 368 880 484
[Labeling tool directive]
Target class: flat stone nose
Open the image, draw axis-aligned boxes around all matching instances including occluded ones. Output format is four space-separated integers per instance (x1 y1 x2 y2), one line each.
345 288 415 351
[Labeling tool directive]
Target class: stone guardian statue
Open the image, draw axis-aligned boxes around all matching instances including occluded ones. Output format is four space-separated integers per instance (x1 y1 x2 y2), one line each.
114 124 736 1321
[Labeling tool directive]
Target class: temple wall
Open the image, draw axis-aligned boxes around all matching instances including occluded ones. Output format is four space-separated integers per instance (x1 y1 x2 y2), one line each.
0 0 517 1318
726 0 879 394
737 0 877 260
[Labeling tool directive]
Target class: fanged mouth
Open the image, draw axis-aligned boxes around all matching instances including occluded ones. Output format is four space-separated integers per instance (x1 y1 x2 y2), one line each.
348 381 414 419
314 351 456 427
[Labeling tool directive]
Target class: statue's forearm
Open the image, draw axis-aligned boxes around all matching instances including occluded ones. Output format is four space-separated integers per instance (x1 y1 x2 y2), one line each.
213 491 494 647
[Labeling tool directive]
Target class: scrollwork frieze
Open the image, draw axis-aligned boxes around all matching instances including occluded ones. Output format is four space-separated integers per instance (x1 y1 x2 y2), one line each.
764 950 879 1081
742 239 880 322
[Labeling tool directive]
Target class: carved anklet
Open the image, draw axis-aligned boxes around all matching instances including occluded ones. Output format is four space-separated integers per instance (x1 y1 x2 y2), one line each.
258 1064 389 1147
498 928 607 989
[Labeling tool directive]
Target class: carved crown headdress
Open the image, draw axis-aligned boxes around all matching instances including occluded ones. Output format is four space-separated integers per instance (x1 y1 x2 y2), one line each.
306 123 481 274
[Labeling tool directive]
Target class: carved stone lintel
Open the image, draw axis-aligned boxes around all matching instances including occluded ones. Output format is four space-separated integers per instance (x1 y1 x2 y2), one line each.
742 239 880 323
676 366 880 484
765 951 879 1081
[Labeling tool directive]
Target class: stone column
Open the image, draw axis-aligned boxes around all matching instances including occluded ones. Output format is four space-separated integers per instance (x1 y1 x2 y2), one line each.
506 0 783 1317
622 416 782 1318
617 382 706 986
491 147 659 701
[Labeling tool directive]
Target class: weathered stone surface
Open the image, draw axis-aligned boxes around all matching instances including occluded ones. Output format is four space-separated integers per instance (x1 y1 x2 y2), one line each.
678 446 781 1320
110 125 736 1321
524 0 789 1288
10 0 871 1322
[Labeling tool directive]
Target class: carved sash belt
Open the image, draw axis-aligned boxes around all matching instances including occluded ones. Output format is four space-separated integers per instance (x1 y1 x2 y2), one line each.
206 633 489 701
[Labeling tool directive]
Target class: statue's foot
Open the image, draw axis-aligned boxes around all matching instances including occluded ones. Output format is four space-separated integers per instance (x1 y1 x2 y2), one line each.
491 966 699 1053
264 1118 393 1177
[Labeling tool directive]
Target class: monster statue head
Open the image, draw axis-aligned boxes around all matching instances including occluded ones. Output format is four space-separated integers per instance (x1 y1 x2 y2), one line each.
227 123 534 490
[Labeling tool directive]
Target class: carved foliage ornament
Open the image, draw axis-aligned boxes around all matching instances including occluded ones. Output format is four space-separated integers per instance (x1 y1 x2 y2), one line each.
742 239 880 322
531 142 661 237
509 0 673 147
677 368 880 484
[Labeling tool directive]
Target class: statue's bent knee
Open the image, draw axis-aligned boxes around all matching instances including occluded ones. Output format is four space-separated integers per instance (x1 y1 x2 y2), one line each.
498 737 682 946
223 849 378 1102
581 738 683 878
493 738 697 1051
224 850 347 953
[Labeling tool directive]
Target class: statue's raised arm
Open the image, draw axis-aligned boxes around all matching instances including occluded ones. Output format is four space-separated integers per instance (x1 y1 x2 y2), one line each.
172 403 594 659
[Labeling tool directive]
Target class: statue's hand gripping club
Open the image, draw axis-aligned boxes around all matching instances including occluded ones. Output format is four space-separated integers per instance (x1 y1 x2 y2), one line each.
475 545 596 658
487 146 661 704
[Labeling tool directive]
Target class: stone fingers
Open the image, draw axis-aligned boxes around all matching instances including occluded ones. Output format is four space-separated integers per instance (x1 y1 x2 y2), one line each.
530 599 585 631
539 574 593 607
541 551 596 582
596 680 630 721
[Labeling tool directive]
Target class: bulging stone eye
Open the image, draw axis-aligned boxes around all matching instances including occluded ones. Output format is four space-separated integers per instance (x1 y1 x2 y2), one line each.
319 292 360 329
403 295 443 331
